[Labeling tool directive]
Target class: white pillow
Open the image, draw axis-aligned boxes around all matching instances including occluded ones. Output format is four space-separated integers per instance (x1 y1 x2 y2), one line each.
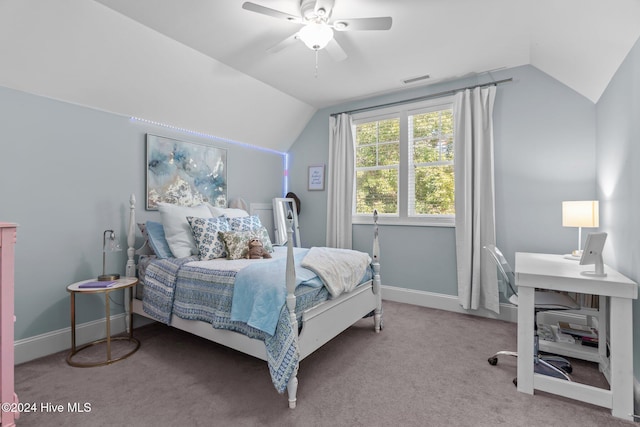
157 203 212 258
206 203 249 218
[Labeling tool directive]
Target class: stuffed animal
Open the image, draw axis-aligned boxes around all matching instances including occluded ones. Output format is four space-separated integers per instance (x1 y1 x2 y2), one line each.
246 238 272 259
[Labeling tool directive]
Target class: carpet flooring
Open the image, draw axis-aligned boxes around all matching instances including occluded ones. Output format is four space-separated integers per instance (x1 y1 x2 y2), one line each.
13 301 636 426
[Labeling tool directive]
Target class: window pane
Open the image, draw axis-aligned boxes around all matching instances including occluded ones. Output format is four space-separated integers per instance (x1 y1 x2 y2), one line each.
411 109 454 164
378 119 400 143
442 136 454 161
440 110 454 134
356 169 398 215
378 142 399 166
356 119 400 167
413 165 455 215
355 122 378 145
412 112 439 139
356 145 377 168
413 138 440 163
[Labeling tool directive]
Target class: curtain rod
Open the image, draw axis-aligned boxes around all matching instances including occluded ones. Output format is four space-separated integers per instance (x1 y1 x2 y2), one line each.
330 77 513 117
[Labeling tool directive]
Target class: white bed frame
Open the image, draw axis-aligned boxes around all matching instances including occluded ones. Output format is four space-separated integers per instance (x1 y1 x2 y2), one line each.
125 194 382 408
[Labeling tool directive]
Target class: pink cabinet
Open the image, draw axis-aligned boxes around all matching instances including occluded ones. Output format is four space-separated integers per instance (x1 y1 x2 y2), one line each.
0 223 18 426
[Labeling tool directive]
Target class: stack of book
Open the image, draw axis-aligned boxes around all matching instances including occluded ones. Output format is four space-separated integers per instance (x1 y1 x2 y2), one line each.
557 322 598 347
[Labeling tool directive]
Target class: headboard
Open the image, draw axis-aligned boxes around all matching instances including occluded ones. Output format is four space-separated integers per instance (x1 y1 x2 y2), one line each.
125 194 283 277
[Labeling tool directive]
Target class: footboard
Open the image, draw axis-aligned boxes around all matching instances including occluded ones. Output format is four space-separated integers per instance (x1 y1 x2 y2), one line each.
282 210 382 408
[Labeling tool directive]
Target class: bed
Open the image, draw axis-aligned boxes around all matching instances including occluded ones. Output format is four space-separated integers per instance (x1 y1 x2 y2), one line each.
124 194 382 408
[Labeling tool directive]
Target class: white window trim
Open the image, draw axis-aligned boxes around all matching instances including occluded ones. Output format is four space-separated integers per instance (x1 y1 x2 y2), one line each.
351 96 455 227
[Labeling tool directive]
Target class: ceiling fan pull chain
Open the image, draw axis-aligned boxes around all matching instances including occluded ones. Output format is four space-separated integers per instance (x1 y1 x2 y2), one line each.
314 49 319 78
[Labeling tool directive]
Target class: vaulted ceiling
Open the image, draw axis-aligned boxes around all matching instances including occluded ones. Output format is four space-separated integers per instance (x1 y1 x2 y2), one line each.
95 0 640 107
1 0 639 152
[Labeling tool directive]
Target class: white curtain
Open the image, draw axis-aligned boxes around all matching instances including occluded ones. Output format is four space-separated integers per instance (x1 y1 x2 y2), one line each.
454 86 498 313
326 113 355 249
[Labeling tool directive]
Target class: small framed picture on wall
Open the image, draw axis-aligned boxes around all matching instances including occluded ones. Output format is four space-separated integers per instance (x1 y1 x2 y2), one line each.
308 165 325 191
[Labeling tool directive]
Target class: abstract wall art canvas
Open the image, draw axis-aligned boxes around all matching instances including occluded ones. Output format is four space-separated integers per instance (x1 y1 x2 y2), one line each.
146 134 227 210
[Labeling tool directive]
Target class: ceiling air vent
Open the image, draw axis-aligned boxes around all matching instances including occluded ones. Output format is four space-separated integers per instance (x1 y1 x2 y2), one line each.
403 74 430 84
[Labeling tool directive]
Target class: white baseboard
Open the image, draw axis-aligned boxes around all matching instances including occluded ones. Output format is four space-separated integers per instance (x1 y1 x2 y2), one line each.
381 284 518 323
14 313 127 365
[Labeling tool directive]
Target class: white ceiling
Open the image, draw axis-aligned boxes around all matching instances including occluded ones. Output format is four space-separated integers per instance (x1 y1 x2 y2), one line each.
1 0 638 152
95 0 640 107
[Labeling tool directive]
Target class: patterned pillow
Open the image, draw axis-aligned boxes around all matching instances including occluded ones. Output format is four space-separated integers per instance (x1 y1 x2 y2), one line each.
187 216 231 260
137 222 156 256
251 226 274 253
219 227 274 260
229 215 262 232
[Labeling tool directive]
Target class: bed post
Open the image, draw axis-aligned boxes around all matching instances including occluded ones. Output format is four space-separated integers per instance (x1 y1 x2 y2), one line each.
124 194 137 334
126 194 137 278
285 212 299 409
372 210 383 332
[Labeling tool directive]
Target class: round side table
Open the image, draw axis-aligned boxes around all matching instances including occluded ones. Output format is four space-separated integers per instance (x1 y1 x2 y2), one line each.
66 277 140 367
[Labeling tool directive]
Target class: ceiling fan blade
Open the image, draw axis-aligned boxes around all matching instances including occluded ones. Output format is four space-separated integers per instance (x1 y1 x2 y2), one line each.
333 17 392 31
242 2 302 23
325 38 348 62
266 32 300 54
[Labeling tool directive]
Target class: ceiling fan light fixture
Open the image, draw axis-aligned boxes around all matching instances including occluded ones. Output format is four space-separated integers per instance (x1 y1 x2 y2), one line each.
334 21 348 30
298 22 334 50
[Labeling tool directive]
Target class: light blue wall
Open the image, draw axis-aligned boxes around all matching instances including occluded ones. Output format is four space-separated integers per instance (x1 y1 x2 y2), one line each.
0 86 285 341
595 36 640 375
288 65 596 292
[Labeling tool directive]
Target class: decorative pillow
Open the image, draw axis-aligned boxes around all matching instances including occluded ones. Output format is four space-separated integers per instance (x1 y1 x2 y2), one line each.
136 222 154 256
219 227 274 260
219 230 252 260
251 226 274 253
229 215 262 232
157 203 212 258
137 222 149 242
206 203 249 218
187 216 231 260
145 220 173 259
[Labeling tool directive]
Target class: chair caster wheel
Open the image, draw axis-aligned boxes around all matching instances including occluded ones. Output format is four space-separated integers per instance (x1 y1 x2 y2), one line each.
488 357 498 366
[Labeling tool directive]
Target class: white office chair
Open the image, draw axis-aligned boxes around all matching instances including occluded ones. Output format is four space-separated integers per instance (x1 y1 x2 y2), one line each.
484 245 580 384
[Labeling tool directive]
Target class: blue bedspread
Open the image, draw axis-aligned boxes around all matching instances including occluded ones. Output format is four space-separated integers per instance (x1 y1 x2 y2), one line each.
142 249 330 393
231 249 322 335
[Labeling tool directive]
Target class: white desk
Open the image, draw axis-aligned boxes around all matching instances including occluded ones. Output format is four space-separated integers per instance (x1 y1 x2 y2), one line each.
515 252 638 421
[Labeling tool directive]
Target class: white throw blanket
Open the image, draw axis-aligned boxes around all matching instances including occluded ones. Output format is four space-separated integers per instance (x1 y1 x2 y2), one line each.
301 247 371 298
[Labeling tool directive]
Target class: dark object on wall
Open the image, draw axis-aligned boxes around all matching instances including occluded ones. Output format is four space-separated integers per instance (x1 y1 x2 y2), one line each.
286 192 301 215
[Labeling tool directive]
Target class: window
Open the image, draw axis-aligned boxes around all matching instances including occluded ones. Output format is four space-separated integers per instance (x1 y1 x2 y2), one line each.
352 97 455 226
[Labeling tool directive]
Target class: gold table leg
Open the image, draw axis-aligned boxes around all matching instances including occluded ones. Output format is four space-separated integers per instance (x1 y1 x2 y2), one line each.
66 287 140 368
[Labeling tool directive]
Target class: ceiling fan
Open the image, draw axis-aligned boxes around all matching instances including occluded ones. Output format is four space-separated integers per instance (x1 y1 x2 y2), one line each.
242 0 392 62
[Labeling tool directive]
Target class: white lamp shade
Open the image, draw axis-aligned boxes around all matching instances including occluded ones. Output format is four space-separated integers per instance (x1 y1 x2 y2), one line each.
562 201 599 228
298 22 334 50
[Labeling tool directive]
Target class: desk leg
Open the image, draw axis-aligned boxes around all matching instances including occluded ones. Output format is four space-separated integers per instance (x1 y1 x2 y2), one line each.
598 295 608 369
609 297 633 421
517 286 535 394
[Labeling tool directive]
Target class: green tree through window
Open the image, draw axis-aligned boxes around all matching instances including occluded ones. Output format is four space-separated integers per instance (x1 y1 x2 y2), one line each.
355 119 399 214
353 98 454 223
409 109 454 215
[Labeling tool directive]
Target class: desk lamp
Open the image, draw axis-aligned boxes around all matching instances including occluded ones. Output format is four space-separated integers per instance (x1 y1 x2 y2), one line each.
98 229 122 281
562 201 599 257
